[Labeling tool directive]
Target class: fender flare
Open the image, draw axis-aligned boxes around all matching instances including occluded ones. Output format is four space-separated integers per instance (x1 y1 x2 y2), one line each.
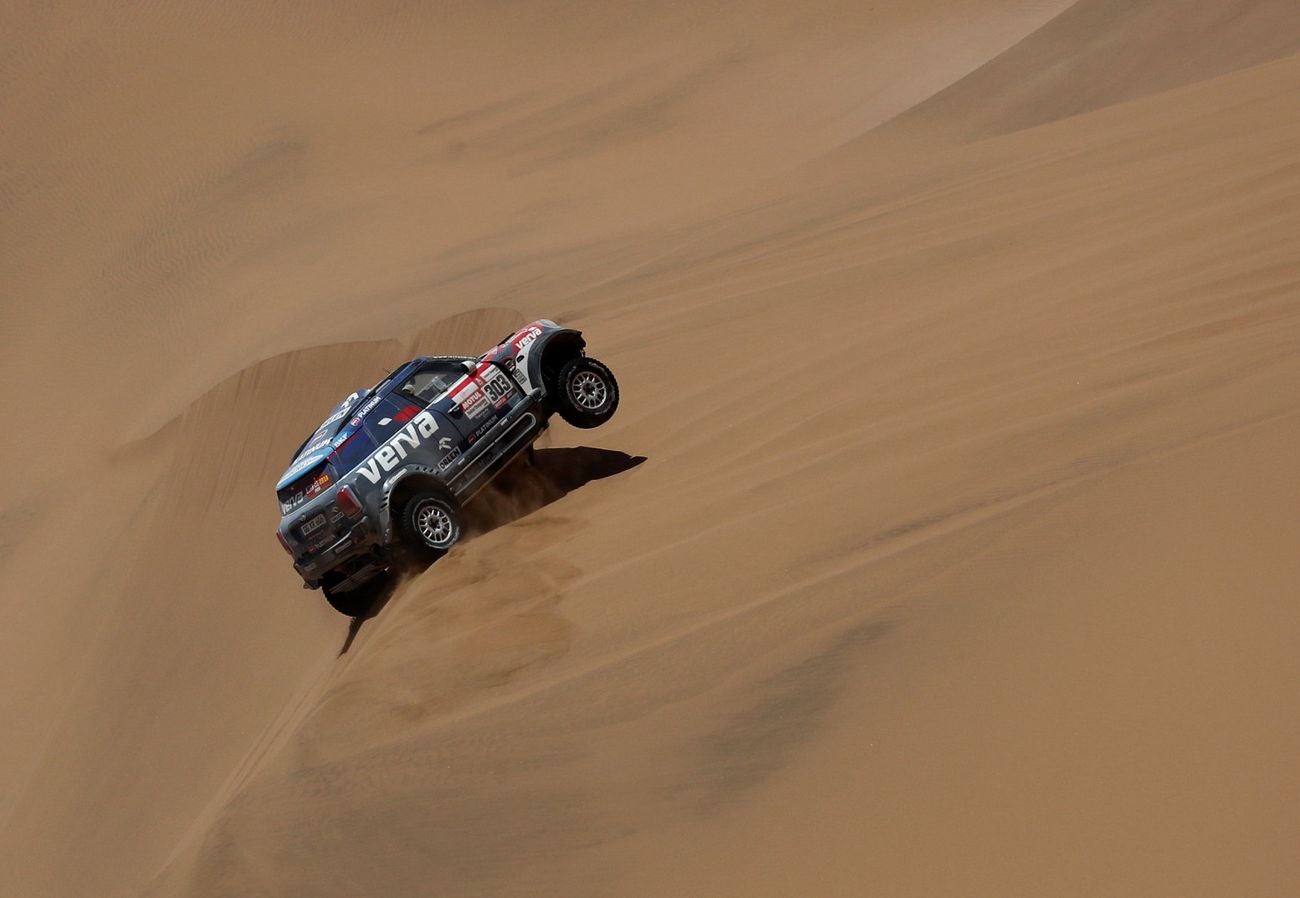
378 466 443 543
524 327 585 398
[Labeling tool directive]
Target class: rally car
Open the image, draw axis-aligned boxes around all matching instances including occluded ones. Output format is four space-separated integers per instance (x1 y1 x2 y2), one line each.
274 320 619 615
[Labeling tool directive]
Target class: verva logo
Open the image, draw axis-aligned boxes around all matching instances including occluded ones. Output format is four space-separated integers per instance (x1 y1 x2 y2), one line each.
514 326 542 353
357 411 439 484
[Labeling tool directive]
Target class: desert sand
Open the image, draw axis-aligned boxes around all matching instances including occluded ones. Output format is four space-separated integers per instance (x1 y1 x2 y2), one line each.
1 1 1298 896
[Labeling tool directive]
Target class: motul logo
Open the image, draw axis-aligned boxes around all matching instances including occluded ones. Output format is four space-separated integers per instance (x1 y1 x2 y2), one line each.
357 411 439 484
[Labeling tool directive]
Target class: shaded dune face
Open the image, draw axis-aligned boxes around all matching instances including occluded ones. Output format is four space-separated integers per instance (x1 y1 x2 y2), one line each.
881 0 1300 141
1 2 1299 897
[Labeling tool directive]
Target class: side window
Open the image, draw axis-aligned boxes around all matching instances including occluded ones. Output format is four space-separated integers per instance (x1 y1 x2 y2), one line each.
397 362 469 406
328 428 375 476
328 394 434 476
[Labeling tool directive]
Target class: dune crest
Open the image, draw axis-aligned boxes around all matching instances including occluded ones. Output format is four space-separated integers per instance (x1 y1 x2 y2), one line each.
885 0 1300 141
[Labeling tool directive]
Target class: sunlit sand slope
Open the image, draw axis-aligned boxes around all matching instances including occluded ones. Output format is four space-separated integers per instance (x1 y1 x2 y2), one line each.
162 47 1300 898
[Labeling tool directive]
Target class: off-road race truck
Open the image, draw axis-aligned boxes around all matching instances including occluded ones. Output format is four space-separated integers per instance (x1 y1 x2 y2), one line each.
274 320 619 615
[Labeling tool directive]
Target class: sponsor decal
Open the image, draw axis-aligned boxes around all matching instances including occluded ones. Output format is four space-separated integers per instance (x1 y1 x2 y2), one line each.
455 382 490 420
330 430 360 456
466 418 495 445
353 393 384 421
438 437 452 450
481 368 514 408
467 397 490 419
321 391 361 425
307 470 331 497
279 469 333 515
513 325 542 354
356 410 440 484
437 446 462 471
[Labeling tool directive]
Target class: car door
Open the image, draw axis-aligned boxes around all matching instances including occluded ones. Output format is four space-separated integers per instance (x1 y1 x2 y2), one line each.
419 360 526 489
387 360 485 478
391 358 529 490
444 360 524 446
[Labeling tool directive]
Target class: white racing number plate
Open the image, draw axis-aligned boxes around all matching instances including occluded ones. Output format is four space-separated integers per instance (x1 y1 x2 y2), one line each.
300 514 327 538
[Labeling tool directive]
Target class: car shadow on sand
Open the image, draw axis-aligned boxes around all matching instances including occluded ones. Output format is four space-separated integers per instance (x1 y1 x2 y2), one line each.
338 446 645 654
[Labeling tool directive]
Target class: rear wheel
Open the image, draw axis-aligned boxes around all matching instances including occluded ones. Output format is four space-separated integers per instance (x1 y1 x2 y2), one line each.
395 488 462 563
555 356 619 429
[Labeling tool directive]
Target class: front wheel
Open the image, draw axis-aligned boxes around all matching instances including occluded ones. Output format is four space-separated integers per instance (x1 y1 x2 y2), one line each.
395 489 462 563
555 356 619 429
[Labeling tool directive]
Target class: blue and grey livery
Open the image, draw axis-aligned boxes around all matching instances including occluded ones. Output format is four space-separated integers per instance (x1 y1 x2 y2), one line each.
275 319 620 615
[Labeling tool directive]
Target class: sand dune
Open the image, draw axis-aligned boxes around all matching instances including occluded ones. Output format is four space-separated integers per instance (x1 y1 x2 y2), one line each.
2 2 1298 897
884 0 1300 141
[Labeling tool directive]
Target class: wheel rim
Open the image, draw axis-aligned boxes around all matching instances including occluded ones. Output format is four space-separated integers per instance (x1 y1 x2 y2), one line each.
413 500 455 547
570 370 608 410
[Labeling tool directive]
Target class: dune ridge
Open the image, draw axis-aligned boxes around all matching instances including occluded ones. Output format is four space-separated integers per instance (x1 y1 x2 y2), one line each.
881 0 1300 141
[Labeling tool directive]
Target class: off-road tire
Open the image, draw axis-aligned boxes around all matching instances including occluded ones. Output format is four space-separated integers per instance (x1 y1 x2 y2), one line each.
395 488 462 563
555 356 619 429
